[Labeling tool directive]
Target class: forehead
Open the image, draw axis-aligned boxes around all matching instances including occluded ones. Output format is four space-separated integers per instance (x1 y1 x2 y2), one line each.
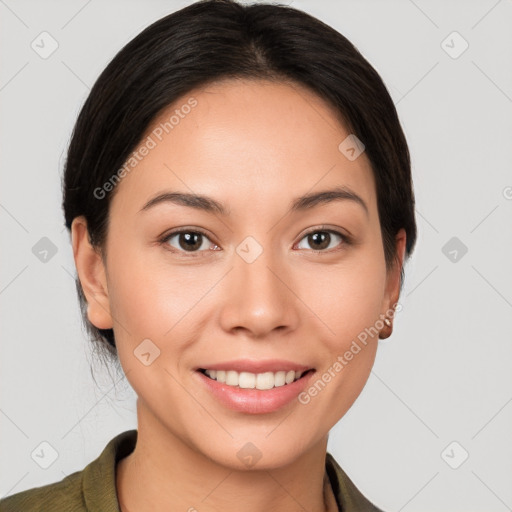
110 78 376 217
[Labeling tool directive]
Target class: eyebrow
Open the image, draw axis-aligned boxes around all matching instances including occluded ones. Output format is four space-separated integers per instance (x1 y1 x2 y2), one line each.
139 185 368 217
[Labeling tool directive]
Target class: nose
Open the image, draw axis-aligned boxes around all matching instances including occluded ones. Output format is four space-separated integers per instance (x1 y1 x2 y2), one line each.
218 246 300 339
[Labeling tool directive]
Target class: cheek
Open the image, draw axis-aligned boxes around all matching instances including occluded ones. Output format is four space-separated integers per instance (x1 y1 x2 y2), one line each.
106 244 215 355
294 252 386 413
296 253 387 424
304 257 387 349
105 249 204 406
105 241 169 340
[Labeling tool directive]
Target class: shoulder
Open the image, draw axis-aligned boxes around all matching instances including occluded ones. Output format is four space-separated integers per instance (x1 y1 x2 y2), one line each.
0 429 137 512
0 470 85 511
325 452 386 512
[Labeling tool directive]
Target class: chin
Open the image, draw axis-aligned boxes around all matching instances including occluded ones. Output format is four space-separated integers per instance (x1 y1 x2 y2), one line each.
197 431 319 472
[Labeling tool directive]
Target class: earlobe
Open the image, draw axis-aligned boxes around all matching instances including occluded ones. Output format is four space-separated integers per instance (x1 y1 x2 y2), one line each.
379 228 407 340
71 216 113 330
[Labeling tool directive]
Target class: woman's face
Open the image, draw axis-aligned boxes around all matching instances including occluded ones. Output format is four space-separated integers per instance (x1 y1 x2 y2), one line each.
74 78 405 469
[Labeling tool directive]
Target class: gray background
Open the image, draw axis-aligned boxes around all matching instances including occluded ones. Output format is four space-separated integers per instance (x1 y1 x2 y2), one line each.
1 1 511 511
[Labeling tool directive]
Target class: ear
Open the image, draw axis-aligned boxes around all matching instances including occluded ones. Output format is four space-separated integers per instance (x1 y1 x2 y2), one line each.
71 216 113 330
379 228 407 339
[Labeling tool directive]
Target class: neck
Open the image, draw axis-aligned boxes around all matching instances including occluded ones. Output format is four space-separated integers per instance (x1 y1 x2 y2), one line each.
116 401 336 512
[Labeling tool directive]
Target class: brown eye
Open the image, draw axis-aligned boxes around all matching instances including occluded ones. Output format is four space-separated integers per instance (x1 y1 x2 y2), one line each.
161 230 218 253
296 230 347 252
176 232 204 251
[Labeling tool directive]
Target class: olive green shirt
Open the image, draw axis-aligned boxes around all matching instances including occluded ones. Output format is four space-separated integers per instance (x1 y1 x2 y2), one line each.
0 429 384 511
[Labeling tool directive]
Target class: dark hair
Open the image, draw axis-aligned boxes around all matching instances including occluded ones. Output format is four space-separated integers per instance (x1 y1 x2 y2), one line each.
62 0 417 361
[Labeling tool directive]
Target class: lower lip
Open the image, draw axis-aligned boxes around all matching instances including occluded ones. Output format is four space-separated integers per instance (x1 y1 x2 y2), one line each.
195 370 315 414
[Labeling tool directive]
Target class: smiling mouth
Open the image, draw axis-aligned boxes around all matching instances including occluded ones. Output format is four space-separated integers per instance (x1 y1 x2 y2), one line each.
198 368 314 390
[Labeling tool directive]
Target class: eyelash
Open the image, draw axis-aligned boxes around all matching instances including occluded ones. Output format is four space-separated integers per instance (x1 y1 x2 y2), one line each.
158 226 352 257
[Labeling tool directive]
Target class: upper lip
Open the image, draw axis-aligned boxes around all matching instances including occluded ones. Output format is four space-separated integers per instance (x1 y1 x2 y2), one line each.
196 359 314 374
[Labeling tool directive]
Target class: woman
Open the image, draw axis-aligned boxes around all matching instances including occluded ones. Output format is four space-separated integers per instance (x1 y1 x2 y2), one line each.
0 0 416 510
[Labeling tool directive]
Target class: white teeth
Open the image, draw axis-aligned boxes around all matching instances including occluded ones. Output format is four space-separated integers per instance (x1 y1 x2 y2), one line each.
256 372 274 390
239 372 255 389
203 369 307 389
274 371 286 387
226 370 238 386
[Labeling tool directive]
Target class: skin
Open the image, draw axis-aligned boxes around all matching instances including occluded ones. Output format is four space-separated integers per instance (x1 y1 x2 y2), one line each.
72 78 406 512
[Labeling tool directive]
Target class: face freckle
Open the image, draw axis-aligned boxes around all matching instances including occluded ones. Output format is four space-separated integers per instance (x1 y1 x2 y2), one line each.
96 78 401 469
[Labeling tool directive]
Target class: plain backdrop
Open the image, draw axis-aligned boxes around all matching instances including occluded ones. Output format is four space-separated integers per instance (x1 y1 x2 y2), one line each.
1 1 511 511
